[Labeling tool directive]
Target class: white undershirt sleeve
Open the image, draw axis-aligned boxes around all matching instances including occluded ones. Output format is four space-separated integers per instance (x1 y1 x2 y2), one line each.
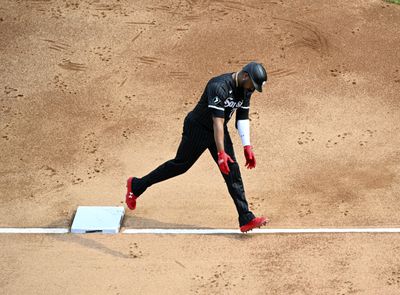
237 119 251 146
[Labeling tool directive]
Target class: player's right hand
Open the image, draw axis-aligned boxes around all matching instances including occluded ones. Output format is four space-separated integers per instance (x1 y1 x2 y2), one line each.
217 150 234 175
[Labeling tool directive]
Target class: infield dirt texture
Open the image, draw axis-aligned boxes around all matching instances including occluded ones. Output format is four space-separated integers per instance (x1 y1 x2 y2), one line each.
1 0 400 294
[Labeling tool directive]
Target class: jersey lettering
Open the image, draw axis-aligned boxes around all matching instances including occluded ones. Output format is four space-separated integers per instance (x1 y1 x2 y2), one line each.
224 97 243 109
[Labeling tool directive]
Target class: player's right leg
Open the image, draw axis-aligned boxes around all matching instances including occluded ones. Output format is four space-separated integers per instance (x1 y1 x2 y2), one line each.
207 128 269 232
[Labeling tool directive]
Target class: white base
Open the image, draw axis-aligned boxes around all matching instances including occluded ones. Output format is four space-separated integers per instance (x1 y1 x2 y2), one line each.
71 206 125 234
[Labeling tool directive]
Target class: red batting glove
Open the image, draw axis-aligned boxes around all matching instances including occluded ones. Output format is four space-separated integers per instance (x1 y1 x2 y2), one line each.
217 150 234 175
244 145 256 169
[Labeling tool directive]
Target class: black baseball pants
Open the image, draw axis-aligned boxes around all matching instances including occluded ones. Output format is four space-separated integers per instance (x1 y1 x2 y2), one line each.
131 113 256 227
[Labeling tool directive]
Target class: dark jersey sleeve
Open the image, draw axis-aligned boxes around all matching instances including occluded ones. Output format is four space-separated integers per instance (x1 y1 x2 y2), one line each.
235 90 251 128
207 82 228 118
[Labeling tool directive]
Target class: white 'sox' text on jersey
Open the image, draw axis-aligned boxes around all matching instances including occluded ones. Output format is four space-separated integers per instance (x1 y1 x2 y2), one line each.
224 97 243 108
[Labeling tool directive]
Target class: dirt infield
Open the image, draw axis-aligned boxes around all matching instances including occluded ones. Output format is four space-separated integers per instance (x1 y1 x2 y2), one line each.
1 234 400 294
1 0 400 294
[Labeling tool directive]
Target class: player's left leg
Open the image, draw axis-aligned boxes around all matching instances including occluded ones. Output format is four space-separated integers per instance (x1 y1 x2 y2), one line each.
207 127 256 227
129 115 212 197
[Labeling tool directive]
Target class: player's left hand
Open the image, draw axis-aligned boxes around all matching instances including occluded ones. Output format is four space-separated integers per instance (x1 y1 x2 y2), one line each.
244 145 256 169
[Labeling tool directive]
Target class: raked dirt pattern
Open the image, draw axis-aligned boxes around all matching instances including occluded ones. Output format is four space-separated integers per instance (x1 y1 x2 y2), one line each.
0 0 400 294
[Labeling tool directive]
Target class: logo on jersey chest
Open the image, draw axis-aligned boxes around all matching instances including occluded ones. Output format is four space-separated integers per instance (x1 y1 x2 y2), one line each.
224 97 243 108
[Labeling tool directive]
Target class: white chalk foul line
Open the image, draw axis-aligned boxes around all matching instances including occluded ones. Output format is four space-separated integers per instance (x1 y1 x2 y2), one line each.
122 228 400 234
1 228 400 234
0 228 69 234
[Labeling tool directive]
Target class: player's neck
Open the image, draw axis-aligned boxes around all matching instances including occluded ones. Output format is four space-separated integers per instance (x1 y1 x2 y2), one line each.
232 71 241 88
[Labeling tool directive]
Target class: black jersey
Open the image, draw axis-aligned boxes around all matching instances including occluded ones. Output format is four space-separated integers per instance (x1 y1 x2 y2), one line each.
188 72 253 131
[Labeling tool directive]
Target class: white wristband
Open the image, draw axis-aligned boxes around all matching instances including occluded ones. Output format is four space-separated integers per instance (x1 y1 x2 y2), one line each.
237 119 251 146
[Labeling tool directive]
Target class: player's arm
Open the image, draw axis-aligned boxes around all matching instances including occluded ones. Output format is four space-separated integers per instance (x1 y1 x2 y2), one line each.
235 92 251 146
235 93 256 169
208 85 234 174
208 84 227 152
212 115 234 175
212 116 225 152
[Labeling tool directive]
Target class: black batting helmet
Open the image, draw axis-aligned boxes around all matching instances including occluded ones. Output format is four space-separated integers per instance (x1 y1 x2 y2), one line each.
242 62 267 92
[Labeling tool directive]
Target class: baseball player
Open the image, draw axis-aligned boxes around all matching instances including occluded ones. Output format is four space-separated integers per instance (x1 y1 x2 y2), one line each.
125 61 269 233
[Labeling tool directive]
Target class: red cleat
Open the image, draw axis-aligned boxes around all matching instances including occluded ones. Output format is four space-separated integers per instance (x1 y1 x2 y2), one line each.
240 216 269 233
126 177 138 210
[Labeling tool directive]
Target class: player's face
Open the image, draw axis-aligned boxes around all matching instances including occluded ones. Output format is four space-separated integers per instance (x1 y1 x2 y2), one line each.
243 73 255 92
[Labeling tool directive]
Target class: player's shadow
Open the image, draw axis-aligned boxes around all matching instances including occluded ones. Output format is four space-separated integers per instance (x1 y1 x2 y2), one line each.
123 215 256 241
46 215 257 259
123 215 207 229
46 218 131 259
